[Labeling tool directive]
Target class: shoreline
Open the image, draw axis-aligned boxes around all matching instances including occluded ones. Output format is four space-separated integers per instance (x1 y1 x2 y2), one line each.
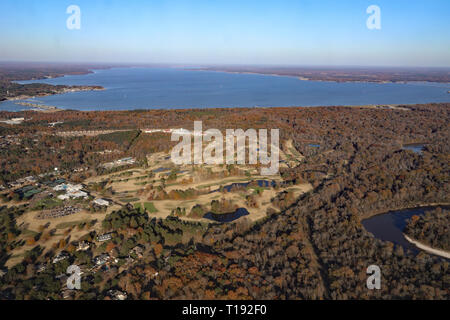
0 103 444 114
360 202 450 220
186 68 450 85
403 234 450 259
0 66 448 112
5 86 105 102
4 65 450 87
2 86 105 112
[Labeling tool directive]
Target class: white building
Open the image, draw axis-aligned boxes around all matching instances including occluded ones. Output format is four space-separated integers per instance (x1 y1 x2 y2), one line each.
97 233 113 242
57 191 87 200
53 183 83 192
107 289 127 300
53 252 69 264
93 198 110 207
54 183 87 200
0 118 25 125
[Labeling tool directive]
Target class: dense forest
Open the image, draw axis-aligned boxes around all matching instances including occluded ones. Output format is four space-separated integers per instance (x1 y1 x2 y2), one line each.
404 208 449 251
0 103 449 299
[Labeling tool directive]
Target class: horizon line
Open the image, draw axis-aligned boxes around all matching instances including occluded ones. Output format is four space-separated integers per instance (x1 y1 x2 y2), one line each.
1 60 450 70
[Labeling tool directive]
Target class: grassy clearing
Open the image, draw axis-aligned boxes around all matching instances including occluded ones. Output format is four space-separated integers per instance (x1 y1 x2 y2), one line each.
134 202 158 213
55 220 89 229
134 202 142 210
30 197 63 211
144 202 158 213
98 130 140 148
21 229 39 237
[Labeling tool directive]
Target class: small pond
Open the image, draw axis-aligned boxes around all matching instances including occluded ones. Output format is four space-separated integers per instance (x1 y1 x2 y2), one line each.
402 143 425 154
212 180 277 193
203 208 250 223
153 167 171 173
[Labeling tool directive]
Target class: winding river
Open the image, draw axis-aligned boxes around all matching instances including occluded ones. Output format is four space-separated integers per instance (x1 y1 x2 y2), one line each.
362 205 449 258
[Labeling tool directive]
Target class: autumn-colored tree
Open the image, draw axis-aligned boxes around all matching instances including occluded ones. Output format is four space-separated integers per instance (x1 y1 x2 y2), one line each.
153 243 163 257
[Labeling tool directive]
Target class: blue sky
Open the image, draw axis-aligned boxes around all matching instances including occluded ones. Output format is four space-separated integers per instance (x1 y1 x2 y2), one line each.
0 0 449 66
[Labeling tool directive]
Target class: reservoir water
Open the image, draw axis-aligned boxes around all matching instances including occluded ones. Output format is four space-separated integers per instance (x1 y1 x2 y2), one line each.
1 67 449 111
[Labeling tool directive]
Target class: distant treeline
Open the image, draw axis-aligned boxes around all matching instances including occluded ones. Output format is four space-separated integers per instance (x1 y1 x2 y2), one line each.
0 63 109 100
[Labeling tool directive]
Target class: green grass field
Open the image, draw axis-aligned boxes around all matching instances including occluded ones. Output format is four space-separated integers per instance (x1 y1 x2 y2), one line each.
134 202 158 213
144 202 158 213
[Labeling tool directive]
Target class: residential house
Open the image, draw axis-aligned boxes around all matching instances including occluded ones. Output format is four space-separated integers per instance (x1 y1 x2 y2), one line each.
96 233 113 242
107 289 127 300
93 253 110 266
76 241 91 251
53 252 69 264
93 198 110 207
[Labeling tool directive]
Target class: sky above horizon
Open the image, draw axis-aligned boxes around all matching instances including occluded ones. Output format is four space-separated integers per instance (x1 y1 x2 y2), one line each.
0 0 449 67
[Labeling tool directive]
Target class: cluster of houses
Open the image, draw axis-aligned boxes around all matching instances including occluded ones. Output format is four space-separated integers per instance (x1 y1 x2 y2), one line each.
41 237 149 299
53 183 88 200
6 175 64 199
14 184 42 199
8 175 37 189
8 176 111 210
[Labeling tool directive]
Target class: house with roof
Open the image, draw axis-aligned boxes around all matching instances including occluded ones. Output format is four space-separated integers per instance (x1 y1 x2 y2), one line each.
53 252 69 264
76 241 91 251
107 289 127 300
96 232 113 242
93 198 110 207
93 253 110 266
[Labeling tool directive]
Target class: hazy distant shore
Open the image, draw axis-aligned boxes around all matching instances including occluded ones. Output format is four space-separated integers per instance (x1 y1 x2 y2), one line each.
187 66 450 84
